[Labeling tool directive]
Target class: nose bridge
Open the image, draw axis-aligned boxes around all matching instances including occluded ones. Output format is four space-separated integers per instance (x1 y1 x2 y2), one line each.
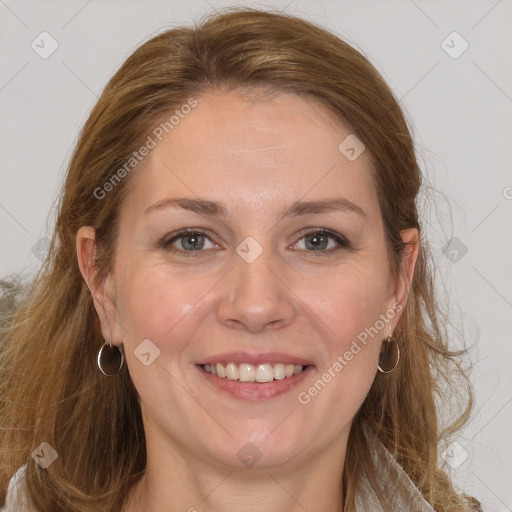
217 236 294 331
236 244 275 292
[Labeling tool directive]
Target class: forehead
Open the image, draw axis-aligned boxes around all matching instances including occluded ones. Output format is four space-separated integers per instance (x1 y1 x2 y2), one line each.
120 89 378 221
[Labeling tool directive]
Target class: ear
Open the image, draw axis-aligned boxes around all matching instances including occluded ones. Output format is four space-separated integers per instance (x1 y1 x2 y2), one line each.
76 226 124 346
390 227 420 314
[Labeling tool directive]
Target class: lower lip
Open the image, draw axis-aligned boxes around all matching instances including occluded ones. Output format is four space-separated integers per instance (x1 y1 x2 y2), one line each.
197 365 314 401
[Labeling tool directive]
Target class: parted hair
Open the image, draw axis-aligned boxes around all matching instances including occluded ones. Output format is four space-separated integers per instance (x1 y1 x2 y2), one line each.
1 8 476 511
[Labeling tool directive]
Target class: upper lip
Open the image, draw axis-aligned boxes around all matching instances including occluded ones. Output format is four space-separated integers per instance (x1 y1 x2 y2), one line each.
196 351 314 366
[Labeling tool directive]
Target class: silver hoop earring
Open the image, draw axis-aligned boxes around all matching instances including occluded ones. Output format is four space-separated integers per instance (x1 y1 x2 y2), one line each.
97 340 124 376
378 334 400 374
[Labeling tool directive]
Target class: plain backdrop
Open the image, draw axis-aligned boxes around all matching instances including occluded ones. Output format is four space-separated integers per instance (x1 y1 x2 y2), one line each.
1 0 511 510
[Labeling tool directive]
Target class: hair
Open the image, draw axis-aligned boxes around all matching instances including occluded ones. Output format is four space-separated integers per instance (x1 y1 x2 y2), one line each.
1 7 477 512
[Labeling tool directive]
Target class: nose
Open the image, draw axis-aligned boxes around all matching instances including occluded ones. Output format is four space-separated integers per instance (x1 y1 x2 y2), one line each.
217 245 295 333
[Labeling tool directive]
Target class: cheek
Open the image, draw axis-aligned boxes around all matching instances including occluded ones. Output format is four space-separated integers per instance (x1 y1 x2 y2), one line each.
297 262 391 349
292 261 389 406
115 262 200 352
296 273 387 416
113 262 206 406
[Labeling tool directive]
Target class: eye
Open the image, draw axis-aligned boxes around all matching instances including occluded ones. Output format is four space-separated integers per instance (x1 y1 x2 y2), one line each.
159 227 350 256
293 228 350 253
160 228 220 255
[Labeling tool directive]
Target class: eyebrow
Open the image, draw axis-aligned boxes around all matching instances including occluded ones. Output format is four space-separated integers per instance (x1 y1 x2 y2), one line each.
143 196 367 220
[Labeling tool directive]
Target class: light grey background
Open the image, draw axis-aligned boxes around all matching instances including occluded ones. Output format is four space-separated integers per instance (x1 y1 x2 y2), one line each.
1 0 511 509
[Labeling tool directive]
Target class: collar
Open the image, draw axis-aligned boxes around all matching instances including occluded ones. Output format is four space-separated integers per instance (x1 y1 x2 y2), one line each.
355 429 435 511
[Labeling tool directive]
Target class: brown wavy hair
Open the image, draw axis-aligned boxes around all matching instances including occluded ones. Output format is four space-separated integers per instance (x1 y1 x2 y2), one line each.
1 7 475 511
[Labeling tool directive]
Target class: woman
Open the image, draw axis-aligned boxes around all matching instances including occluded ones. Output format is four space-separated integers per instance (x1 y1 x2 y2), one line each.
0 7 481 512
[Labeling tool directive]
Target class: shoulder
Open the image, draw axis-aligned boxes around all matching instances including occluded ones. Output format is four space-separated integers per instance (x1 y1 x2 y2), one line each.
0 465 38 512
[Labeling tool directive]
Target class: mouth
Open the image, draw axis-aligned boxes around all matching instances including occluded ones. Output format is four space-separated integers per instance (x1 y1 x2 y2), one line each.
195 354 314 401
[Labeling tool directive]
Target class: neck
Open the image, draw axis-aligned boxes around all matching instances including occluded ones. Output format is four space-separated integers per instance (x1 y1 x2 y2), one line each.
124 433 347 512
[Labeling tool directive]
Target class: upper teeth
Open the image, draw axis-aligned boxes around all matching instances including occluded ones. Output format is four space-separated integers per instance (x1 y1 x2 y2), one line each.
203 363 305 382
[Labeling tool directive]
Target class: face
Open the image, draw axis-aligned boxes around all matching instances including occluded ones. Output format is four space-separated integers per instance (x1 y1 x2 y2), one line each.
80 89 415 472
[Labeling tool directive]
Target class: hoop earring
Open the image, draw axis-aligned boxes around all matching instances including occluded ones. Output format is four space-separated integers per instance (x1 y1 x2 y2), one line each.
378 334 400 374
97 340 124 376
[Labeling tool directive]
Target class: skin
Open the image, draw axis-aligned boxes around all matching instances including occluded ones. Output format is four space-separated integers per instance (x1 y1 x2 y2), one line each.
77 89 419 512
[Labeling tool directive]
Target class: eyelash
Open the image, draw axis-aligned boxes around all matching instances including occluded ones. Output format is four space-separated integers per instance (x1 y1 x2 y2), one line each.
159 227 351 256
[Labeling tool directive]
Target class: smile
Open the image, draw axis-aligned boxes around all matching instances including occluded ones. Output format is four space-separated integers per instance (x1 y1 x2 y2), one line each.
202 363 307 382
